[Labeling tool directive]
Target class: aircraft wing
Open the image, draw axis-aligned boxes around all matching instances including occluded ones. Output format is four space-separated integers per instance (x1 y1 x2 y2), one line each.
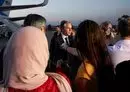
0 0 48 11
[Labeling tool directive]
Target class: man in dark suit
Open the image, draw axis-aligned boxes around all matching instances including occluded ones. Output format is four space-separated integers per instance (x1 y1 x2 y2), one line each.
49 20 74 73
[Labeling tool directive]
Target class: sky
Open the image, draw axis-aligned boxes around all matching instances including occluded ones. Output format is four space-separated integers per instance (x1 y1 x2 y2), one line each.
9 0 130 25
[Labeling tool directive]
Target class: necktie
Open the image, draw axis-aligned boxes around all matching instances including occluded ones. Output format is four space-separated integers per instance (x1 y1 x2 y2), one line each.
65 37 69 45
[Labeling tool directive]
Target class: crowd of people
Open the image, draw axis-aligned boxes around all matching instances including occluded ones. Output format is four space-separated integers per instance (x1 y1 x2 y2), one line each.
0 14 130 92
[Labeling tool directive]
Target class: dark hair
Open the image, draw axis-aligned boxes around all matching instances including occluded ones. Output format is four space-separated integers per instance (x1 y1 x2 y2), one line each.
60 20 72 29
60 20 67 29
23 14 46 29
118 17 130 37
76 20 112 69
75 20 114 91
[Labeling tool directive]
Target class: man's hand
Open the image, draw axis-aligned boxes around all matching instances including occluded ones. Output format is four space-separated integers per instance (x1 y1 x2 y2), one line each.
60 43 68 50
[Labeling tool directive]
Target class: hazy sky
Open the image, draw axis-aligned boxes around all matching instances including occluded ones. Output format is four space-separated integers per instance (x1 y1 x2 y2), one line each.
9 0 130 25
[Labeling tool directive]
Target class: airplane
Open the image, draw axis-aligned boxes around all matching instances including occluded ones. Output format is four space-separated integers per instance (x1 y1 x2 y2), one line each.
0 0 49 38
0 0 48 11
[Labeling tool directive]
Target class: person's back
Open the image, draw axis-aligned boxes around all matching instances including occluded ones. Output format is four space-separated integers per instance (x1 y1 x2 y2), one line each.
115 60 130 92
109 40 130 67
0 26 72 92
73 20 115 92
0 14 47 83
108 17 130 68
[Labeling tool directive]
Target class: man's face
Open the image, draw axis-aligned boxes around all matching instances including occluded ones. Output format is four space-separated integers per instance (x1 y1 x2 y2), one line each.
62 23 72 36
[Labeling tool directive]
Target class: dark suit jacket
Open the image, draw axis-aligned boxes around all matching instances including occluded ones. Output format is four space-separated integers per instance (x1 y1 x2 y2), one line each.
49 32 74 65
49 32 81 80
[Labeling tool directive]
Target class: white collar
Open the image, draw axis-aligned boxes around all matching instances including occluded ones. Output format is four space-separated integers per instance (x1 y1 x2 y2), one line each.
61 32 68 39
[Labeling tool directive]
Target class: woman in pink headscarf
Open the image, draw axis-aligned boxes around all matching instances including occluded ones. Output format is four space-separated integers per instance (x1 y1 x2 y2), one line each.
0 26 72 92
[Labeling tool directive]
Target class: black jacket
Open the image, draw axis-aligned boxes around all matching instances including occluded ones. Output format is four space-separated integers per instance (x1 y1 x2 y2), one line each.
49 32 74 65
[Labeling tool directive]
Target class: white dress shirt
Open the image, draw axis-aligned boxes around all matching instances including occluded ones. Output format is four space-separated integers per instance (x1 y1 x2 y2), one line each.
108 40 130 68
61 32 69 45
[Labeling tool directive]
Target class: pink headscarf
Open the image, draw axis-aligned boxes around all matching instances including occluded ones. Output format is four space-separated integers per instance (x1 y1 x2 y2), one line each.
0 26 72 92
3 26 49 90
